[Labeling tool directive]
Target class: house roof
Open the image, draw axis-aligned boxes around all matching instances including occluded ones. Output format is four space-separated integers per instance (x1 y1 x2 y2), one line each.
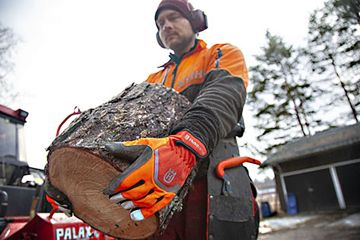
261 123 360 167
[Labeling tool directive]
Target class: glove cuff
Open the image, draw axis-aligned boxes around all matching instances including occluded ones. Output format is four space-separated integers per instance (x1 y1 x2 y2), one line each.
175 130 208 158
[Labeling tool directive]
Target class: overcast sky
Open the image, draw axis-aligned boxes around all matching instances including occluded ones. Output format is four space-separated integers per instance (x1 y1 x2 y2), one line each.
0 0 325 180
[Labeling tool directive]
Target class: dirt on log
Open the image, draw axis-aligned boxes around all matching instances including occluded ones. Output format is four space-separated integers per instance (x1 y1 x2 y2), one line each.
45 82 196 239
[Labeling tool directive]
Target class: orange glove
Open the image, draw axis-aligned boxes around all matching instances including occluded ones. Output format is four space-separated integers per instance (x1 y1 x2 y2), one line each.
46 194 73 217
44 178 73 217
103 130 207 221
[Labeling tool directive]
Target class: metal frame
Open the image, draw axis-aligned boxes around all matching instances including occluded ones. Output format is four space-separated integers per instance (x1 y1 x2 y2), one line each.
279 158 360 210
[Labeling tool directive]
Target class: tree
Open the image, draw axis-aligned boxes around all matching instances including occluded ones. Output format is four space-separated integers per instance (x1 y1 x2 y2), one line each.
333 0 360 25
248 31 323 155
307 0 359 123
333 0 360 117
0 23 17 104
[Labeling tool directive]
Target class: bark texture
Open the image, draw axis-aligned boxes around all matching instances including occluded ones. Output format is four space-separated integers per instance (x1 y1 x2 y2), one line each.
46 82 194 239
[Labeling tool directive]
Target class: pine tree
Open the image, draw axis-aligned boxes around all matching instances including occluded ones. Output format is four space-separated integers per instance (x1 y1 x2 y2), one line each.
248 32 322 154
307 0 359 123
333 0 360 25
0 23 17 104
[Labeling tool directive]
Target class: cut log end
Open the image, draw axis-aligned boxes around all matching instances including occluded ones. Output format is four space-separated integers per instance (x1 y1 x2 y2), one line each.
48 147 158 239
46 83 192 239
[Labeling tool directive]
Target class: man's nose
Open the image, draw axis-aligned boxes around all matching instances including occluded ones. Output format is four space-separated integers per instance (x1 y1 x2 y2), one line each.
161 19 173 31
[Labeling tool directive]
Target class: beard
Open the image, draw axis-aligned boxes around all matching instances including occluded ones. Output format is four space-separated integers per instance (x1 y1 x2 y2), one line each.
166 33 195 56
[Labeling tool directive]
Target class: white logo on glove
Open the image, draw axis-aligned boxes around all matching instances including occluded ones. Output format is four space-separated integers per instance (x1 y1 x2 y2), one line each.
163 168 176 184
184 133 206 156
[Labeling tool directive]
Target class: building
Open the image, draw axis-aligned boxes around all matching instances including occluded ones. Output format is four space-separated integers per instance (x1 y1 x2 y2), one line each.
261 123 360 213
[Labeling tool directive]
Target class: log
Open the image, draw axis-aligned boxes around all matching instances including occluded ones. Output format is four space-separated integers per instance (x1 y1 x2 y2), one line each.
45 82 196 239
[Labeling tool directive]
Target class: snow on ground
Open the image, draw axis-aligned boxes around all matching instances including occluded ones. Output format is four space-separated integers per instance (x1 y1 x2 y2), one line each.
259 212 360 234
329 213 360 227
259 215 318 234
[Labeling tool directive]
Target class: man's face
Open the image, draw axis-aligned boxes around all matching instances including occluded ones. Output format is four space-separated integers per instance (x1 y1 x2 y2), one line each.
156 9 195 52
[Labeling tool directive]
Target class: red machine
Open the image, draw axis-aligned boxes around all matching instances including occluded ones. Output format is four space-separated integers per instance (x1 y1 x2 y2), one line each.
0 213 114 239
0 104 114 239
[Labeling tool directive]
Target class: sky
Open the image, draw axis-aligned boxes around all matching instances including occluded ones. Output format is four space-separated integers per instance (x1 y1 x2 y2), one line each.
0 0 326 180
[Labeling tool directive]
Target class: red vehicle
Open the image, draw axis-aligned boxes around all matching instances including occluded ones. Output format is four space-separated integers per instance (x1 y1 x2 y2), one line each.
0 104 114 239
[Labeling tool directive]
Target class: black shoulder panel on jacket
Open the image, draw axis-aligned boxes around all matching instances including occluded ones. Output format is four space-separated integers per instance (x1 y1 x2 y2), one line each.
171 69 246 155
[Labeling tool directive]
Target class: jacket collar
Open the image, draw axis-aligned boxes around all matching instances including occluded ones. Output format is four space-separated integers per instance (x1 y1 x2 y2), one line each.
159 39 207 68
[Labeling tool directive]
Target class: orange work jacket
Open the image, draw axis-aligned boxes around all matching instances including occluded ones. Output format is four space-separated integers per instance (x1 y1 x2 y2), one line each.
145 39 248 102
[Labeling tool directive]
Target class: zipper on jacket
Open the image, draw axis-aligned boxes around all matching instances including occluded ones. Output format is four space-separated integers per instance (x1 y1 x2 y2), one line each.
168 39 199 89
169 53 181 89
161 67 170 85
171 64 180 89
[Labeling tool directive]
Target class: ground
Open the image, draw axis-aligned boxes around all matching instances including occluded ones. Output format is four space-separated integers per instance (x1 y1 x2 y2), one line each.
258 211 360 240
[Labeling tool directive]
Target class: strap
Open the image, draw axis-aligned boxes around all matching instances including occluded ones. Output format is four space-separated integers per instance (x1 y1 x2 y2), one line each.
56 106 81 137
215 48 223 68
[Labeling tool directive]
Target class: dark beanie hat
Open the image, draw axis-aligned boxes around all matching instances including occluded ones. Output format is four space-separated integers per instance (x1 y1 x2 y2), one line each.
154 0 194 28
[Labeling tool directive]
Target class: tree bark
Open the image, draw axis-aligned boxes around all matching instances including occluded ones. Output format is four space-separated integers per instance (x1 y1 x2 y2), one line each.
330 57 359 122
280 63 308 136
45 82 193 240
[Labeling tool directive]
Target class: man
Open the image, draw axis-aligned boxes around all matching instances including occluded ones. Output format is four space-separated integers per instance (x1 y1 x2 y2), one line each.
104 1 259 239
48 0 259 239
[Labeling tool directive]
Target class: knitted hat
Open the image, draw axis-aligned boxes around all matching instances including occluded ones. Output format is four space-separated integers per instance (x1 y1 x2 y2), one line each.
155 0 195 29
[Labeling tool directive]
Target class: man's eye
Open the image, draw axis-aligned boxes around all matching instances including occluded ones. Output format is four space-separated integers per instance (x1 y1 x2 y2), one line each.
157 20 165 28
169 15 181 21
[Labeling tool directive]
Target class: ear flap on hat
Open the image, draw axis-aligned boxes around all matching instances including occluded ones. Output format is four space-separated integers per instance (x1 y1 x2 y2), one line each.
156 32 166 49
191 9 208 33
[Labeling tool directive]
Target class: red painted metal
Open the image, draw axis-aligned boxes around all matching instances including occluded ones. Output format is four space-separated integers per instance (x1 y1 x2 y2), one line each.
0 221 28 239
0 104 28 123
0 213 116 240
215 156 262 178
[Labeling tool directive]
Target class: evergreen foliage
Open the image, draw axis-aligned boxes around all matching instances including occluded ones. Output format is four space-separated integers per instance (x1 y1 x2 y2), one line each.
248 0 359 155
0 23 17 104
